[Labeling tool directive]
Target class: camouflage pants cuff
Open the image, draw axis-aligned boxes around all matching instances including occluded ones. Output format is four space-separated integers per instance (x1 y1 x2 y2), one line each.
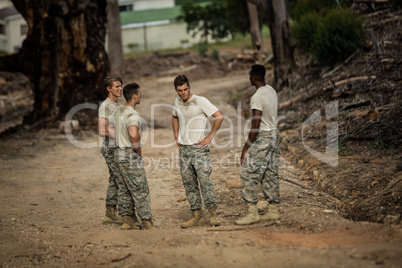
204 204 218 209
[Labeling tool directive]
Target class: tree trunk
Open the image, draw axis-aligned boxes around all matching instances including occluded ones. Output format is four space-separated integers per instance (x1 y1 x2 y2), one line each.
247 2 264 62
246 0 294 89
0 0 109 124
107 0 124 71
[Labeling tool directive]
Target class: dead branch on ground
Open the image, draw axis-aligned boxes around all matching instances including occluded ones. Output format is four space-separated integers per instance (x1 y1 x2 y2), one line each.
111 253 132 263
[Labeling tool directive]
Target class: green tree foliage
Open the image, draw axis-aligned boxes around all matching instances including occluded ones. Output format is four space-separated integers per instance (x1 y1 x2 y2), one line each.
314 9 365 65
290 0 350 22
225 0 249 35
291 0 364 66
178 1 230 44
292 12 322 53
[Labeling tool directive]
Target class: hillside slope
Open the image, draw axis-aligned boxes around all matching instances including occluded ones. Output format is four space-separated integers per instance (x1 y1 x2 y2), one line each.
276 8 402 224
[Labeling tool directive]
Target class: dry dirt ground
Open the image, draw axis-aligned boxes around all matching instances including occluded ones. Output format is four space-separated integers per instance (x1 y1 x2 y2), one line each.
1 8 402 268
1 73 402 267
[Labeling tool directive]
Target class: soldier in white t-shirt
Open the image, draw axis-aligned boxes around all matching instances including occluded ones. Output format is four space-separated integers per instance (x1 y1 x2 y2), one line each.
235 64 281 226
98 75 124 225
109 83 155 230
172 75 224 228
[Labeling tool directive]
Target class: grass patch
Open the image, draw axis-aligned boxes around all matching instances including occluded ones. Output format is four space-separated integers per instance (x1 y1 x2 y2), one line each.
124 25 272 58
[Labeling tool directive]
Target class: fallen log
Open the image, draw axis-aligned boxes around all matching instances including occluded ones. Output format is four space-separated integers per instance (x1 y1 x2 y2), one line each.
158 64 198 76
322 51 359 80
324 76 377 91
339 100 371 111
331 91 354 99
322 65 343 79
334 76 377 86
111 253 132 263
206 221 277 232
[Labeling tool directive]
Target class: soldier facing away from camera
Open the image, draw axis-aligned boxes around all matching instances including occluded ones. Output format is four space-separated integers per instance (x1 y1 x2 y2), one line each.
235 64 281 226
109 83 155 230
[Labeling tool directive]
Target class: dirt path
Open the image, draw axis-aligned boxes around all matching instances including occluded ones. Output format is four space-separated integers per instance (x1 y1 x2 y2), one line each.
0 74 401 267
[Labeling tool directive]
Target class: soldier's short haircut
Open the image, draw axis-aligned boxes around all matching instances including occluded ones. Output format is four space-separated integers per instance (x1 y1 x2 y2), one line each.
250 64 266 79
103 75 123 90
123 83 140 101
174 74 189 89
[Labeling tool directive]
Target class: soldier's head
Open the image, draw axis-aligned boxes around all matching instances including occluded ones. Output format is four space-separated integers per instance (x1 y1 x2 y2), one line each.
104 75 122 89
103 75 123 99
174 75 191 102
123 83 141 104
249 64 266 86
174 74 189 89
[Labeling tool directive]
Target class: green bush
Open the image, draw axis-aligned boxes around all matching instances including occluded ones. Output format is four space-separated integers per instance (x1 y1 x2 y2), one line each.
197 43 208 57
313 9 365 65
211 49 220 61
290 0 340 22
291 12 322 53
127 43 139 51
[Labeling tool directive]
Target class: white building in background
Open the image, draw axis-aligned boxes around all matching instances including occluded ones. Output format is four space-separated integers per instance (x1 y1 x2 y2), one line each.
118 5 203 53
0 0 27 53
0 0 223 54
118 0 175 11
116 0 203 53
0 0 12 9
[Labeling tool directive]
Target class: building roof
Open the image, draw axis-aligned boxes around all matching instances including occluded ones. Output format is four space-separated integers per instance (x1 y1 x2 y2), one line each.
120 6 181 25
0 6 18 20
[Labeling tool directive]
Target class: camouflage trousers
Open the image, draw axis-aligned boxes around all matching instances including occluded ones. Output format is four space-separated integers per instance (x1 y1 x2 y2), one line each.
114 148 152 220
179 145 217 210
240 130 280 205
100 140 121 211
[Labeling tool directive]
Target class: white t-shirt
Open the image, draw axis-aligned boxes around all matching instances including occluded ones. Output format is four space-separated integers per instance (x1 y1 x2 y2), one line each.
172 95 218 145
250 85 278 132
99 98 121 145
98 98 121 119
110 106 142 149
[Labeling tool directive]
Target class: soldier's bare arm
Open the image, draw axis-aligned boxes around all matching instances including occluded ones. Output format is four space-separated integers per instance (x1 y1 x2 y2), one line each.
106 122 116 140
128 125 141 156
196 110 224 148
172 116 180 147
241 109 262 167
98 117 110 138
